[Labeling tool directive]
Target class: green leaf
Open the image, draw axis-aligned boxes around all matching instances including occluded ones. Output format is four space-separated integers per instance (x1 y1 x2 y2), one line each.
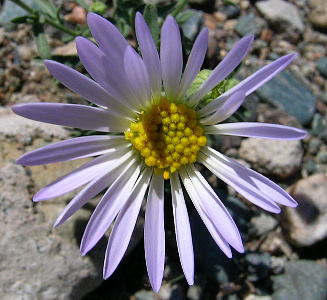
33 0 57 18
33 22 51 59
75 0 89 10
10 15 34 24
143 4 159 46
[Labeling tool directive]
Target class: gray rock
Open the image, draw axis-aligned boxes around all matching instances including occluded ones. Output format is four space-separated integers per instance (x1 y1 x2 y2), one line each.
255 0 304 32
235 14 266 37
308 137 322 155
316 57 327 78
245 252 271 282
239 138 303 179
272 260 327 300
180 10 203 41
256 69 316 125
0 0 37 25
0 163 102 300
311 113 327 142
250 214 278 236
317 146 327 163
282 174 327 246
308 0 327 29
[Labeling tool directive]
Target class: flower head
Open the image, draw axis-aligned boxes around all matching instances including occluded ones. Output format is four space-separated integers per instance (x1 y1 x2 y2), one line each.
13 12 307 291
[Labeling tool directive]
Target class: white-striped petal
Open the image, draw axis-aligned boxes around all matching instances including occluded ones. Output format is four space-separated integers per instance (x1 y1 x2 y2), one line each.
144 174 165 292
33 149 132 202
185 164 243 253
205 122 308 140
53 157 133 227
200 90 246 124
188 35 253 105
200 53 297 116
80 159 141 255
199 147 282 213
170 172 194 285
103 167 153 278
17 135 127 166
179 167 232 257
177 28 208 100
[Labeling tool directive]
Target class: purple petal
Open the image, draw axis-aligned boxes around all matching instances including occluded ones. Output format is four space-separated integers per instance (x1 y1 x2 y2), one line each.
203 147 297 207
144 174 165 292
199 147 284 212
53 160 128 227
135 12 162 100
16 135 127 166
45 60 117 110
103 168 153 279
201 53 297 116
185 164 243 253
206 122 308 140
200 90 246 125
12 103 130 132
188 35 253 105
75 37 107 87
160 16 183 100
177 28 208 100
80 159 141 255
87 12 128 65
33 151 131 201
170 173 194 285
179 167 232 258
124 46 152 108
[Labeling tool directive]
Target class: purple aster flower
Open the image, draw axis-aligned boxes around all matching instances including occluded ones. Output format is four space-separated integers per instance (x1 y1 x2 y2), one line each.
13 12 307 291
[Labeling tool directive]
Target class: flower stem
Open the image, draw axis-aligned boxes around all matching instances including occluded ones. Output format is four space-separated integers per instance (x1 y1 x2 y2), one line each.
10 0 79 37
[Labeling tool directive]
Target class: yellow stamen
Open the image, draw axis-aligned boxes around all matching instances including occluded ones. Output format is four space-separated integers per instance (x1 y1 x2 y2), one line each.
124 99 207 179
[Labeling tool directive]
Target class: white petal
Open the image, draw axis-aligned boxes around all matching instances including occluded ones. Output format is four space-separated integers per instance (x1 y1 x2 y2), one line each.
144 174 165 292
179 167 232 257
170 172 194 285
103 167 153 278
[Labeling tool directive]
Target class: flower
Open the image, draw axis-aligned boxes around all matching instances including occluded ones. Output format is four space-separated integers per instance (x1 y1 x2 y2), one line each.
13 12 307 291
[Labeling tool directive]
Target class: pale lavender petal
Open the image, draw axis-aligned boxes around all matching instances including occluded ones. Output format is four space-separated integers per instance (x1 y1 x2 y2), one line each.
80 160 141 255
160 16 183 100
188 35 253 105
45 60 116 109
206 122 308 140
16 135 127 166
144 174 165 292
200 90 246 125
203 147 297 207
75 38 135 115
87 12 128 65
124 46 152 108
12 103 130 132
199 148 282 212
200 53 297 116
54 157 135 227
185 164 243 253
135 12 162 100
170 172 194 285
177 28 208 100
179 167 232 258
103 168 153 279
75 37 107 87
33 150 132 201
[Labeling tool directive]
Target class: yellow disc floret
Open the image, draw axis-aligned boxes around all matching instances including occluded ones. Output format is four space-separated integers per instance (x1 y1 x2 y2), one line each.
124 99 207 179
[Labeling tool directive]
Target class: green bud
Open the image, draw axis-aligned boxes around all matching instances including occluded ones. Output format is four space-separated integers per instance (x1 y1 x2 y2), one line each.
89 2 107 15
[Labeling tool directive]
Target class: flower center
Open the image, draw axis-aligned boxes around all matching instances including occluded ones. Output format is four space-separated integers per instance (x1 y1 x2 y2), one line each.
124 99 207 179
